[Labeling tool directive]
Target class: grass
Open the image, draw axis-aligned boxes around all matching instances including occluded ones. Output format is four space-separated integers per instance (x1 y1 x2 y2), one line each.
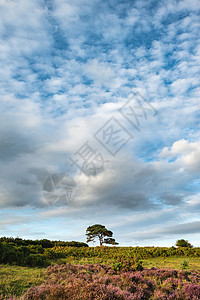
0 264 45 297
1 256 200 298
142 256 200 270
53 256 200 270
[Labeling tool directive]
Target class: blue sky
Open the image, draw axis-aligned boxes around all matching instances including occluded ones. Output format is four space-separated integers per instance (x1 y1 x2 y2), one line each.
0 0 200 246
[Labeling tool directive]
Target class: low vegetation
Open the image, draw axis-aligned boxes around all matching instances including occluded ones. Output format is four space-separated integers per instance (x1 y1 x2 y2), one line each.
2 263 200 299
0 233 200 299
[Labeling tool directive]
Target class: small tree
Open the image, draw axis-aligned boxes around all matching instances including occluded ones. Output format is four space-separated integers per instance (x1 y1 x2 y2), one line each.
86 224 118 246
175 239 193 248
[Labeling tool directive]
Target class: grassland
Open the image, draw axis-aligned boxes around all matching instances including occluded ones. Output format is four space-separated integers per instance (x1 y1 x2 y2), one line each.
142 256 200 270
52 255 200 270
0 265 45 297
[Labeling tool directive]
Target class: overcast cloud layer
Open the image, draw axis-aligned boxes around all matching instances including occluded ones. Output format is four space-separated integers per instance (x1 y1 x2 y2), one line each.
0 0 200 246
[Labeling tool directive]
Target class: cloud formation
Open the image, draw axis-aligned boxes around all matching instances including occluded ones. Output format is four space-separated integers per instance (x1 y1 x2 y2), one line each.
0 0 200 245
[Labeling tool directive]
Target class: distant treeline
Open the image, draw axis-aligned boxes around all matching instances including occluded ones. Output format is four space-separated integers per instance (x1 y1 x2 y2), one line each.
0 237 88 248
0 237 88 267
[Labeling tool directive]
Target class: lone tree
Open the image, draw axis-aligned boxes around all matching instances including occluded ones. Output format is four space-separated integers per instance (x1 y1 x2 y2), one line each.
86 224 118 247
175 239 193 248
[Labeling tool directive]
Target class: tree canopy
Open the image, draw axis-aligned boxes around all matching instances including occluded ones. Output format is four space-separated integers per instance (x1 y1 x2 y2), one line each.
86 224 118 246
175 239 193 248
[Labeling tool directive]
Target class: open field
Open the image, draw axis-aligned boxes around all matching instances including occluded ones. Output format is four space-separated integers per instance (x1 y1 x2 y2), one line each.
52 256 200 270
143 257 200 270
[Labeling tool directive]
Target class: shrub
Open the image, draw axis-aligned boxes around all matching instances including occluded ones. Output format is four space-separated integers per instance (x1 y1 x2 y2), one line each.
176 239 193 248
24 254 48 267
180 259 189 270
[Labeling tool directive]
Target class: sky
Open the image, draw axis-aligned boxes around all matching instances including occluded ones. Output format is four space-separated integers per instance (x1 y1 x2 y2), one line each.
0 0 200 247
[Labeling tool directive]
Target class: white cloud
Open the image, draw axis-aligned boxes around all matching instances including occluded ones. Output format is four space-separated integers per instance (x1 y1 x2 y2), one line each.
160 139 200 172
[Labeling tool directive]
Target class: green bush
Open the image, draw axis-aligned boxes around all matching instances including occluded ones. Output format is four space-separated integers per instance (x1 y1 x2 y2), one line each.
24 254 48 267
176 239 193 248
180 260 189 270
0 242 48 267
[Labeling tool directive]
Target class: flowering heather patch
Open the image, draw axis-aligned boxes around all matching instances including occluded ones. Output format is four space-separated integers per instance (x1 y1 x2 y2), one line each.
19 263 200 300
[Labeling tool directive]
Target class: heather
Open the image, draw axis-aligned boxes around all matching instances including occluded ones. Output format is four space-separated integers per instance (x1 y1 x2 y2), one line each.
18 263 200 300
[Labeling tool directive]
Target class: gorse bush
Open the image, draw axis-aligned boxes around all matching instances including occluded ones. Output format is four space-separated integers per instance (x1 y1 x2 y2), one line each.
43 245 200 261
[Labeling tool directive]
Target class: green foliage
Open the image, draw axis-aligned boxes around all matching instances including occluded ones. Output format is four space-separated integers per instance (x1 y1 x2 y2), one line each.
46 245 200 263
180 259 189 270
0 235 200 270
0 237 88 248
104 238 119 245
55 241 88 247
176 239 193 248
86 224 118 246
26 244 44 254
0 265 45 298
0 242 48 267
44 248 66 259
0 237 88 268
24 254 48 267
111 257 143 272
